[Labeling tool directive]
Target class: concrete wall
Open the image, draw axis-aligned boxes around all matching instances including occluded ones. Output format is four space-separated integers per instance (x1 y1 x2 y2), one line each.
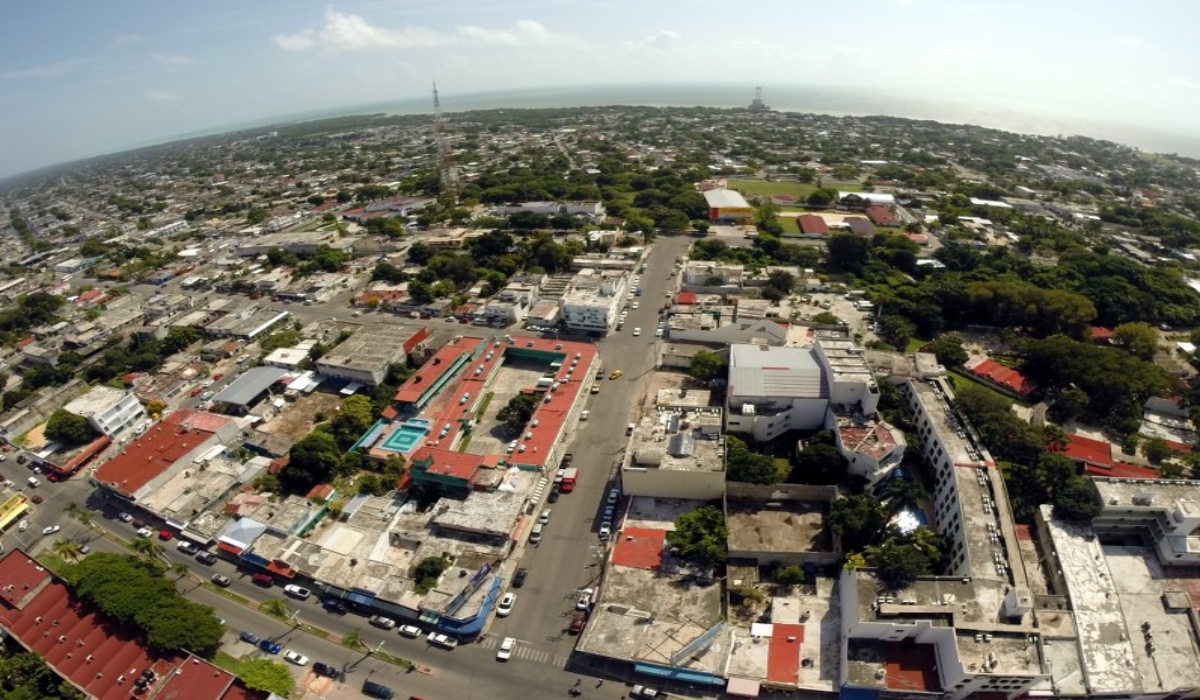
621 466 725 501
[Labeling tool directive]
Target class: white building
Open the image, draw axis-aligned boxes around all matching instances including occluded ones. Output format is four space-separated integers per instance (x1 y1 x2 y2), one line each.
839 192 895 206
682 261 744 287
558 270 627 334
63 385 146 437
481 283 537 324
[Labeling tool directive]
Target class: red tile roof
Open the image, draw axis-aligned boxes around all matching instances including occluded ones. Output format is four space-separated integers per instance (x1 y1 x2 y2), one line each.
1089 326 1114 340
865 205 897 226
410 446 483 481
93 410 228 498
797 215 830 235
1062 433 1114 468
963 358 1037 397
610 528 665 570
1086 461 1159 479
676 292 697 305
394 341 471 404
767 623 803 685
0 550 247 700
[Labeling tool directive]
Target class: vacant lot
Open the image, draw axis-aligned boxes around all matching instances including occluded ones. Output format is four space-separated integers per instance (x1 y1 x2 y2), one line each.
258 391 344 442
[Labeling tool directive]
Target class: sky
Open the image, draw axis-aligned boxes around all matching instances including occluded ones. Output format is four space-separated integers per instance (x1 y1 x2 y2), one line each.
3 0 1200 179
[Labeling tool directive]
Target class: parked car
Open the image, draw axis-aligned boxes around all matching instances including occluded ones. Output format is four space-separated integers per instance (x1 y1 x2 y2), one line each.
397 624 422 638
569 612 586 635
176 541 198 555
547 488 560 504
312 662 341 679
117 512 133 523
631 685 661 698
576 588 594 610
607 488 620 505
136 527 154 538
157 529 173 541
427 632 458 649
512 568 528 588
42 525 60 536
238 630 261 644
497 592 517 617
282 649 309 666
211 574 232 587
496 636 516 661
609 370 624 380
30 495 43 504
538 509 551 525
258 639 281 654
361 679 395 699
195 551 217 565
251 573 274 586
369 615 397 630
599 522 612 540
283 584 310 600
321 597 348 614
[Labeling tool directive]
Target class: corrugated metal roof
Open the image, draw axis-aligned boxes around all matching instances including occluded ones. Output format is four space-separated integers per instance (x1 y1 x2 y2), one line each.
213 366 288 406
729 345 825 400
702 189 750 208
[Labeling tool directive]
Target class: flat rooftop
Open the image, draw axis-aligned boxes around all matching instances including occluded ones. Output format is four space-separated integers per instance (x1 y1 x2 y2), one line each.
725 578 841 692
63 385 127 417
137 452 257 525
817 339 876 383
726 498 829 555
1094 476 1200 512
317 322 417 376
629 410 725 473
430 470 534 538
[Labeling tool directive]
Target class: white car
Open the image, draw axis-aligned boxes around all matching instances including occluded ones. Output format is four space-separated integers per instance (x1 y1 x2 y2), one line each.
282 649 309 666
497 636 516 661
654 328 664 337
631 685 661 698
632 302 639 309
117 512 134 523
42 525 60 536
283 584 311 600
599 522 612 540
136 527 154 538
632 327 641 336
427 631 458 649
576 588 594 610
497 592 517 617
606 489 620 505
398 625 422 638
580 410 590 421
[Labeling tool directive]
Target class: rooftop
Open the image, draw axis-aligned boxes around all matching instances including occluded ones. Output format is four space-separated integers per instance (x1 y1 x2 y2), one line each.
93 410 231 499
703 188 752 208
963 357 1037 396
629 409 725 473
212 366 288 406
63 385 129 418
317 322 422 376
729 344 826 401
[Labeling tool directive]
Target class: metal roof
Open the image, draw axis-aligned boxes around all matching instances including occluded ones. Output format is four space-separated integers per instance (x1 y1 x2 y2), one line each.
213 366 288 406
728 344 826 400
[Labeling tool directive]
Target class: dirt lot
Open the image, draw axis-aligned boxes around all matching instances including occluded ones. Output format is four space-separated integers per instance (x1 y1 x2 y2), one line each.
20 423 49 451
257 391 345 442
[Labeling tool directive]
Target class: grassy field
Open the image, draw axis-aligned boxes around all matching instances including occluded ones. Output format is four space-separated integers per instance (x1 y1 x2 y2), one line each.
776 217 800 234
905 338 930 353
727 179 863 201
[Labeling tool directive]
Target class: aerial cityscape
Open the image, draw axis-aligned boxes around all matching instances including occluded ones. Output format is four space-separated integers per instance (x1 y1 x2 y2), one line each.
4 3 1200 700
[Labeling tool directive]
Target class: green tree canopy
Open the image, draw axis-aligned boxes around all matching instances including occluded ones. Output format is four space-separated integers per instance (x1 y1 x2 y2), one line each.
689 350 727 382
0 650 84 700
327 394 375 449
498 393 539 430
237 659 295 696
788 443 849 485
725 436 780 484
925 333 969 367
831 495 894 552
45 409 98 445
281 430 343 493
666 505 728 569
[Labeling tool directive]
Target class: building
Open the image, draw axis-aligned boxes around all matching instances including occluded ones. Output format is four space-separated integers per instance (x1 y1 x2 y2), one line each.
205 305 290 341
683 261 744 287
703 189 754 221
844 217 876 237
864 205 897 227
62 385 145 437
316 323 428 387
559 270 627 334
234 229 354 257
839 192 895 207
1090 477 1200 566
725 340 880 443
962 356 1037 400
0 550 252 700
210 367 289 414
623 400 726 500
725 482 838 567
797 214 831 237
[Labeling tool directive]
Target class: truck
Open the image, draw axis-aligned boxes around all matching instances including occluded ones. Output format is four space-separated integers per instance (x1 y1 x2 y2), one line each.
560 467 579 492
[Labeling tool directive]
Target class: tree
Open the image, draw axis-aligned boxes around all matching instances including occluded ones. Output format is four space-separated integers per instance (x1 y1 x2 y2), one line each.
877 315 916 351
281 430 343 493
725 436 780 484
413 556 450 593
666 505 728 569
806 187 838 207
1052 478 1101 521
130 537 162 560
925 333 968 367
328 394 375 449
830 495 893 552
0 650 85 700
498 393 539 431
1112 321 1159 359
689 350 726 382
137 598 223 653
1143 437 1173 465
44 409 97 445
878 478 926 514
407 280 434 305
52 538 83 561
259 599 289 619
774 564 806 586
237 659 295 696
867 538 933 591
788 443 848 485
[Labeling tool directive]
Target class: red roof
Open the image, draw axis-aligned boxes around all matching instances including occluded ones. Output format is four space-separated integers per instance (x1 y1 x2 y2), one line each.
93 411 228 498
1086 461 1159 479
14 336 34 349
411 446 483 481
394 342 471 404
676 292 697 305
610 528 665 570
884 642 942 692
797 215 830 235
0 550 247 700
964 358 1037 397
865 205 897 226
1089 326 1114 340
767 623 804 685
1063 433 1114 467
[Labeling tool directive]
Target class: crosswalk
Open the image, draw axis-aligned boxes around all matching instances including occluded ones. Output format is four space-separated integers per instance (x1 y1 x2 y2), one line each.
477 636 569 666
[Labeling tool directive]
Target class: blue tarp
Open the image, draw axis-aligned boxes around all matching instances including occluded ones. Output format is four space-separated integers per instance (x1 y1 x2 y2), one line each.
347 591 376 607
436 575 503 637
633 662 725 687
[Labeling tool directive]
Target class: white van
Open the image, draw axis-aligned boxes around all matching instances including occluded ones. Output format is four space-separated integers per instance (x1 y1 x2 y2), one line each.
529 524 544 544
27 476 40 488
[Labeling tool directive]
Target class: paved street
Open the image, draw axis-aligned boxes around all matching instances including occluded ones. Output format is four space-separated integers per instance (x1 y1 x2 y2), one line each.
0 234 710 699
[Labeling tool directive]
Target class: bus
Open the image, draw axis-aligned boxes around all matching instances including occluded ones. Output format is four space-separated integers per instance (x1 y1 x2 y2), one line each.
560 468 579 492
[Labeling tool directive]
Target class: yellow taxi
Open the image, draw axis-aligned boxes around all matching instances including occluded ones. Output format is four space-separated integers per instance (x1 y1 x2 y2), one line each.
609 370 624 380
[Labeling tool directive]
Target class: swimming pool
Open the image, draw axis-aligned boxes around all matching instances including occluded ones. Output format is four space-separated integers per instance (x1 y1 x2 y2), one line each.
379 419 431 454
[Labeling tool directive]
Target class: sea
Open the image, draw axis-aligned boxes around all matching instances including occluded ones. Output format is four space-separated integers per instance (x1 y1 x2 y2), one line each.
117 83 1200 161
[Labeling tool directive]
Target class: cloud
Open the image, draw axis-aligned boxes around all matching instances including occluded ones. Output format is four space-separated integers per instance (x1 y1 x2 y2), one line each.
112 33 144 46
1 59 89 79
152 53 195 66
1116 36 1143 48
1163 77 1200 92
938 47 981 60
637 30 681 51
273 9 580 52
145 91 179 101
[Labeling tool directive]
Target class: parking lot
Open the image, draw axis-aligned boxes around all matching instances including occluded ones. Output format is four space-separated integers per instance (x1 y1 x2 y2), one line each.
803 290 878 342
462 361 552 457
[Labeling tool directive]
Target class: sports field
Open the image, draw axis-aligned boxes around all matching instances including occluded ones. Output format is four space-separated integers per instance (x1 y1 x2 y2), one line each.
727 178 862 201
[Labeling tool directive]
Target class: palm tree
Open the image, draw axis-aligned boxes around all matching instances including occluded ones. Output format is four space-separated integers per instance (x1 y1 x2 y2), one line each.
130 537 160 559
168 562 190 581
879 478 926 515
52 538 83 561
259 599 288 619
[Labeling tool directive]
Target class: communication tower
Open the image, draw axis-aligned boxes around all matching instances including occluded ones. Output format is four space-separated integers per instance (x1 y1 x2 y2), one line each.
433 82 459 196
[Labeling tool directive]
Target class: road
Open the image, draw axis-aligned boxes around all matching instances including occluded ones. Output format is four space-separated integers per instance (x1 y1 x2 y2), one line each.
489 235 692 654
1 235 711 699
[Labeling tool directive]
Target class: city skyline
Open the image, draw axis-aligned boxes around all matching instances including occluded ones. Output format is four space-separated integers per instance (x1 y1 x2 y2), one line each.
3 0 1200 179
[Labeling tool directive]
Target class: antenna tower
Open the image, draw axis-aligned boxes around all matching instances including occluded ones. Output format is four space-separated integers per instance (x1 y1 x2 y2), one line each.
432 82 459 197
748 86 769 112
